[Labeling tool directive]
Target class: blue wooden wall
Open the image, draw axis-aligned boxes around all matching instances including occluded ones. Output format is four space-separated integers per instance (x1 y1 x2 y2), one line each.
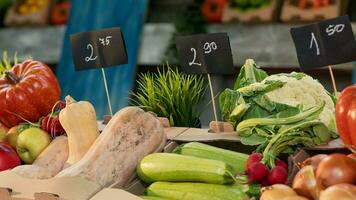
56 0 148 118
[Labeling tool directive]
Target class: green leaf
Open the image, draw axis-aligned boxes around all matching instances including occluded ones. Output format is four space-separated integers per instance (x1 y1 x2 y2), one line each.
234 59 268 90
230 97 250 122
313 124 331 143
242 103 271 120
237 80 284 96
275 104 300 118
17 123 34 133
236 102 325 132
251 95 276 112
240 134 267 146
219 88 241 122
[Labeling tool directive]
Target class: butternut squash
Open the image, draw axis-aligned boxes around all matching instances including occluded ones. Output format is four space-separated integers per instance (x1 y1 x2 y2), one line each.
12 136 69 179
59 96 99 167
56 107 166 188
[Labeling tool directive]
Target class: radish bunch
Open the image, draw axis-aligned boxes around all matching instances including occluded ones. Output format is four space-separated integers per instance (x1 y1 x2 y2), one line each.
40 101 66 138
246 153 288 186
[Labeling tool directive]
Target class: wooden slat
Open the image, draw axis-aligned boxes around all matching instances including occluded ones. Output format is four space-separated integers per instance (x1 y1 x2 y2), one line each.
173 128 240 142
164 127 189 140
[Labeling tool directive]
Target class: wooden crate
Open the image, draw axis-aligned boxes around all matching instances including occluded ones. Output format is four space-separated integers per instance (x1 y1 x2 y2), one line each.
222 0 282 23
4 0 53 26
281 0 349 22
0 187 59 200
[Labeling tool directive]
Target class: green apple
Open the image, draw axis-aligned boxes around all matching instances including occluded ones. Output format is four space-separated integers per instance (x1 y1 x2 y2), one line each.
6 125 20 148
0 123 8 142
16 127 51 164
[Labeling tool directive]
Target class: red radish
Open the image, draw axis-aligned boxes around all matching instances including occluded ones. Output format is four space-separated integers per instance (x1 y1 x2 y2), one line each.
57 101 66 110
268 166 288 185
41 115 52 132
51 117 65 135
40 115 65 137
246 153 263 169
247 162 269 182
276 160 288 171
261 178 269 186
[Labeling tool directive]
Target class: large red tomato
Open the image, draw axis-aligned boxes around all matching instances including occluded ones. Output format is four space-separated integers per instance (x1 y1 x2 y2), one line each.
0 60 61 128
336 84 356 152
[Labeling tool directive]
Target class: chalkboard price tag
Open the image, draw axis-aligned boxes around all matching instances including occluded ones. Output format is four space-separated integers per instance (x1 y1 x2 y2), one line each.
291 15 356 71
70 27 128 71
176 33 234 75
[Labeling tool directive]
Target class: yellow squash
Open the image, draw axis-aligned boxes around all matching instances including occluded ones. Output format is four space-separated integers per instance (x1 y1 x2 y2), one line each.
59 96 99 167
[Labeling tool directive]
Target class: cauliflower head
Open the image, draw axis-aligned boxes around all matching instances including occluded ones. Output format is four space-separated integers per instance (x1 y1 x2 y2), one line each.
263 73 336 132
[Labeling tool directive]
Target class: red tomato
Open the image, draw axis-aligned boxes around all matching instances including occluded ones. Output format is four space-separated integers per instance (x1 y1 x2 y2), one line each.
201 0 228 23
336 84 356 151
51 1 70 25
0 60 61 128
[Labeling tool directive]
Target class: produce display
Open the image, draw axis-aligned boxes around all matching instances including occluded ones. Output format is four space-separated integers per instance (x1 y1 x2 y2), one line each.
230 0 272 11
289 0 335 9
173 142 248 174
16 0 49 15
138 143 260 200
0 56 167 191
219 59 337 169
0 57 61 128
0 51 355 199
12 135 68 179
56 106 166 188
261 153 356 200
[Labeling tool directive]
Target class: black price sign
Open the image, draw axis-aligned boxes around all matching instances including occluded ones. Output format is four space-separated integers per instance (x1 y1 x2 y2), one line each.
176 33 234 75
70 27 128 71
291 15 356 71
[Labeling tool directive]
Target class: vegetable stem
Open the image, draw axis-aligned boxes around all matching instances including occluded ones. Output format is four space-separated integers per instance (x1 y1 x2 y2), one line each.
4 71 20 84
236 102 325 131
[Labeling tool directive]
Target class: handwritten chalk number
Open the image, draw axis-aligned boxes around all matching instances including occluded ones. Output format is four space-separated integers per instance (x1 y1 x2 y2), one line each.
326 24 345 36
189 41 218 66
85 35 113 62
310 32 320 56
99 36 113 46
85 44 97 62
204 42 217 54
189 48 202 66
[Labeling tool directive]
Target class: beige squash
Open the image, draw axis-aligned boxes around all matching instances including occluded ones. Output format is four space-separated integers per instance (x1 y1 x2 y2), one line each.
12 136 69 179
59 96 99 167
56 107 166 188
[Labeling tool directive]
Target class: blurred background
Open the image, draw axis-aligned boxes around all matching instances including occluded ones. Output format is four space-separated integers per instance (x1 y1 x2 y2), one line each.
0 0 355 125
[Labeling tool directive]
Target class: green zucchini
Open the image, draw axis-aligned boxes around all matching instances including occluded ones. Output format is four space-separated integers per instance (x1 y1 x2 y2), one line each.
173 142 248 174
141 196 174 200
137 153 234 184
145 182 249 200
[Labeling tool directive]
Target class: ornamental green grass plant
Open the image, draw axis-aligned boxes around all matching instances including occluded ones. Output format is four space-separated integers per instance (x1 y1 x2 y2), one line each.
131 64 206 127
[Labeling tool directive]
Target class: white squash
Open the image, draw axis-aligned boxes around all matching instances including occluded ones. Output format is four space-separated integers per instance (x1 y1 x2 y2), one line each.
56 107 166 188
12 136 69 179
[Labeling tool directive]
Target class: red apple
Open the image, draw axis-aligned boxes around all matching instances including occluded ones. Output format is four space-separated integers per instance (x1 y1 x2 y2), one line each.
0 143 20 171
